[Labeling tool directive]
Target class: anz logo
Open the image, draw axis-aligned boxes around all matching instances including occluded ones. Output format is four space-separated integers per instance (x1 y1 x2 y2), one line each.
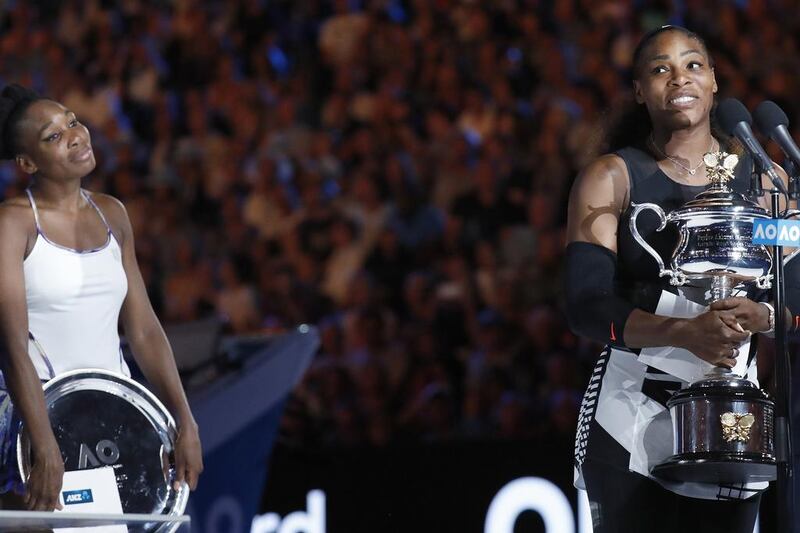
63 489 94 505
78 439 121 469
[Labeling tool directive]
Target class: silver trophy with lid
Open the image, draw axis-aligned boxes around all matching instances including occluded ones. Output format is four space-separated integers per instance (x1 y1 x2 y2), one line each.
630 150 772 298
630 151 777 483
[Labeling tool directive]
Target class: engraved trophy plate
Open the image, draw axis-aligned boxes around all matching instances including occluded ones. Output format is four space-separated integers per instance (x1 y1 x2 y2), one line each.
631 150 777 484
17 369 188 532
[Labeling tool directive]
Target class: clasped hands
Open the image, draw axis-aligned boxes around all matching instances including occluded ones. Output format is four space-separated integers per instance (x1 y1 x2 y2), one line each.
678 297 771 369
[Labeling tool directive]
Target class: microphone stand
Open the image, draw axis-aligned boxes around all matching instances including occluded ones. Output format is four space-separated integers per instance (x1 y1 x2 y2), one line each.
769 186 794 532
750 156 794 529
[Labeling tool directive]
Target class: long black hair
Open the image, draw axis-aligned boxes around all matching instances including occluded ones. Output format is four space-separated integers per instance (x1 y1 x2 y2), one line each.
605 25 733 153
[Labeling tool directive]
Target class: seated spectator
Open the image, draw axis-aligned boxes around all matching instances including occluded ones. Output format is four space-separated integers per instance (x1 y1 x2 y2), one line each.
5 0 790 449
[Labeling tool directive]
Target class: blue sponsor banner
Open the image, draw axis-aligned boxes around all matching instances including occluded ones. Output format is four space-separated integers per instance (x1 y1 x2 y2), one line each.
752 219 800 246
63 489 93 505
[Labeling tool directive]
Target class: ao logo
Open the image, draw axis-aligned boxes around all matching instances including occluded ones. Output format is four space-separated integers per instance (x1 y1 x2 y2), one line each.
752 219 800 246
78 439 120 469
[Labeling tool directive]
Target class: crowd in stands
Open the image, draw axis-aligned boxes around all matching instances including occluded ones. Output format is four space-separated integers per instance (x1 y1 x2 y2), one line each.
1 0 798 447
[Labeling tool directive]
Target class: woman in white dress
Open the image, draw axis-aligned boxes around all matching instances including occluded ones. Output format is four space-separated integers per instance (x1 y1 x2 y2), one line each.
0 84 203 510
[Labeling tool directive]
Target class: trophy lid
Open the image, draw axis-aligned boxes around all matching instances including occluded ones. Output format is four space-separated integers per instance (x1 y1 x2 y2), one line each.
676 188 769 216
668 367 770 406
691 367 760 388
668 150 769 219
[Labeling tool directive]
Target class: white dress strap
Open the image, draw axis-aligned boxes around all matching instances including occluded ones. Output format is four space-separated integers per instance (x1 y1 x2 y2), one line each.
81 189 112 234
24 188 43 233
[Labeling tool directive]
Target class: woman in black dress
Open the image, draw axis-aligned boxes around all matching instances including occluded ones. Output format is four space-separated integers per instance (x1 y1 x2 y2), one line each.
566 26 789 532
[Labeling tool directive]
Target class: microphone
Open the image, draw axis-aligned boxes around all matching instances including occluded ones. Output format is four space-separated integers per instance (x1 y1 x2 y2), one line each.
754 100 800 172
717 97 788 195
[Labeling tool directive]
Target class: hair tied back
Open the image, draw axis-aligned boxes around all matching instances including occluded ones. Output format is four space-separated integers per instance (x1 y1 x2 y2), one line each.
0 84 41 159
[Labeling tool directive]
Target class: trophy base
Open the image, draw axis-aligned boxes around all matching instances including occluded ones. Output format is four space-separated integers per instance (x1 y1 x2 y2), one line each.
653 452 776 484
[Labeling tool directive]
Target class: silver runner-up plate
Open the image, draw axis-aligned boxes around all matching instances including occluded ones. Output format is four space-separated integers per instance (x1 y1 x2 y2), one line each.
17 369 188 532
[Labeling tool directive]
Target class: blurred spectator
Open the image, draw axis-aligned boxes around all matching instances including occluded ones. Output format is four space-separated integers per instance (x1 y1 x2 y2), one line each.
4 0 796 447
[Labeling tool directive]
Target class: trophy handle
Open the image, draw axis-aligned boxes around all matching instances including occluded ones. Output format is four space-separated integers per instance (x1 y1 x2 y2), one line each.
629 202 684 285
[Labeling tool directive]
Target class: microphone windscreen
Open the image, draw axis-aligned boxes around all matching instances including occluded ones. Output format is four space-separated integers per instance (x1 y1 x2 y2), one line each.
754 100 789 135
717 98 752 136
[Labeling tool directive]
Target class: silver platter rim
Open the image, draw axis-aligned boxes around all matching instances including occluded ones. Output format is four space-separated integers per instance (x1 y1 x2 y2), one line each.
15 368 189 525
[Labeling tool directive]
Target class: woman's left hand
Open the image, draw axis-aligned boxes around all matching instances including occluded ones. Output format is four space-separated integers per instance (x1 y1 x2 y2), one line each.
709 297 771 333
173 420 203 491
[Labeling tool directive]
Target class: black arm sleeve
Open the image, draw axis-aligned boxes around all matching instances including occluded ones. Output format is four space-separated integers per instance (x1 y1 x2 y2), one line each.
564 241 636 348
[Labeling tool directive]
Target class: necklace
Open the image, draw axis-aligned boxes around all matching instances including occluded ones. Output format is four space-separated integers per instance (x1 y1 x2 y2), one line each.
649 134 716 176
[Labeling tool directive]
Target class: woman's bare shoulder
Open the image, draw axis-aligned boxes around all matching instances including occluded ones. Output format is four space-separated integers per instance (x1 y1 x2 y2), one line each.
83 191 133 246
84 190 126 212
567 153 630 247
0 196 36 245
576 153 628 186
0 195 34 225
84 191 129 226
569 153 630 208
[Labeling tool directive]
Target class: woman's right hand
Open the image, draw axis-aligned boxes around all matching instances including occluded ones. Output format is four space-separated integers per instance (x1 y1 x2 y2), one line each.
25 441 64 510
676 310 751 368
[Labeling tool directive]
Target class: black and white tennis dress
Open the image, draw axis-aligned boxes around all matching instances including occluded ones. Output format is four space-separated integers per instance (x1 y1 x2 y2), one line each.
573 146 768 501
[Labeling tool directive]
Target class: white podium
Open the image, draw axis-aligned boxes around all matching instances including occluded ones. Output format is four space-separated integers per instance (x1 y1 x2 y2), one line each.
0 511 189 531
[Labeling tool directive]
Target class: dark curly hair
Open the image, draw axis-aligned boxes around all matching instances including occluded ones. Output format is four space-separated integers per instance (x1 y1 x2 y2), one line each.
0 84 43 160
605 25 733 153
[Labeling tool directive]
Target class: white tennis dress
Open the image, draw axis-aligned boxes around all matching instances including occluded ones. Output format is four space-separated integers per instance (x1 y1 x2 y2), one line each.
23 188 130 380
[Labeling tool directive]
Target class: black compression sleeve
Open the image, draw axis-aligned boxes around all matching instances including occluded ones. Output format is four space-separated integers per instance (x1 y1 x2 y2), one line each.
564 241 636 348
